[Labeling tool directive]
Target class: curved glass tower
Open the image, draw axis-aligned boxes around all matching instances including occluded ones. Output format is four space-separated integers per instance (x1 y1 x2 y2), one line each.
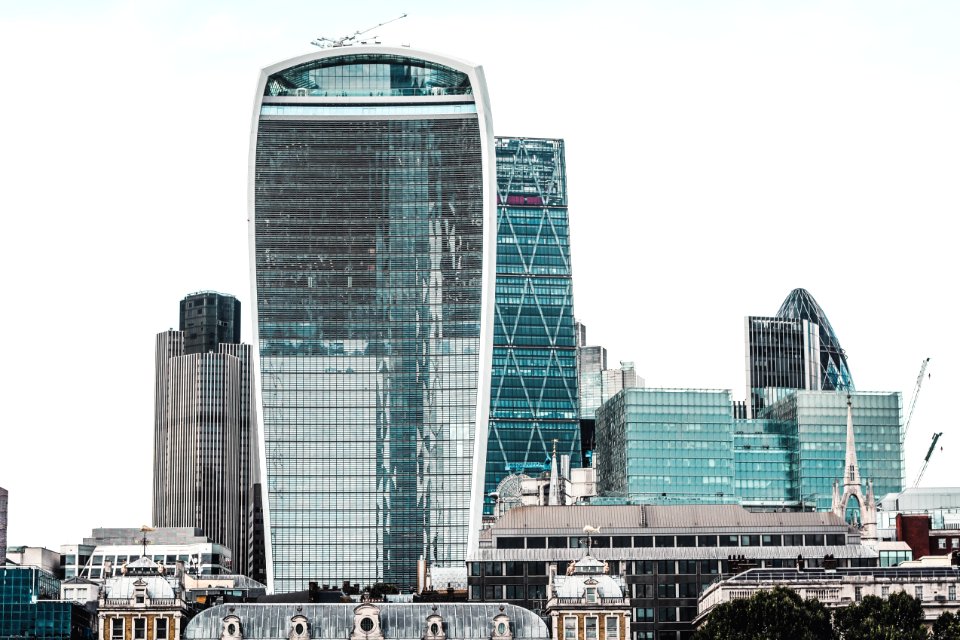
776 288 854 391
248 47 496 593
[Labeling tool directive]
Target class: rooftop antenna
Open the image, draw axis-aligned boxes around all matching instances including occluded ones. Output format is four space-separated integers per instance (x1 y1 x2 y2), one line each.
312 14 408 49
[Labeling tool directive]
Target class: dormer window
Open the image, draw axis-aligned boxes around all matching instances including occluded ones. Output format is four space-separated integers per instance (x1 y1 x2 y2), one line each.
585 587 597 603
352 604 383 640
222 615 243 640
491 612 513 640
424 612 446 640
289 614 310 640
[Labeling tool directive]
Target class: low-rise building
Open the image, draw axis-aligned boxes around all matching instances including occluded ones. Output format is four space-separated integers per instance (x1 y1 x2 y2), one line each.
696 558 960 627
545 555 630 640
97 556 191 640
0 565 94 639
468 504 874 639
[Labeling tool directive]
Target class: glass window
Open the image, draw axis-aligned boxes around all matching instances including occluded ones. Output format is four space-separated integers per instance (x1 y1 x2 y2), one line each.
634 608 654 622
505 585 524 600
585 617 598 640
658 582 676 598
134 619 146 640
881 586 889 598
504 562 524 577
657 561 675 575
111 619 124 640
484 585 502 600
762 535 782 546
953 538 959 549
697 535 718 547
855 587 862 602
740 535 759 547
527 537 546 549
563 617 577 640
939 539 947 550
483 562 503 577
527 584 546 601
93 556 104 566
634 560 654 575
916 586 923 600
527 562 546 576
612 536 632 548
469 563 481 577
548 537 567 548
658 607 677 622
700 560 720 575
586 587 597 603
498 537 524 549
721 535 739 546
156 619 168 640
655 536 675 548
605 616 619 640
826 534 846 546
783 534 803 546
949 585 956 601
806 534 825 546
677 560 697 574
676 536 695 548
634 536 653 548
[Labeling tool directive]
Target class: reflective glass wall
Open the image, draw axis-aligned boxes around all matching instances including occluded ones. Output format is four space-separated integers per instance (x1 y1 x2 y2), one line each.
595 389 736 502
252 51 492 592
733 419 799 506
485 138 579 510
765 391 903 510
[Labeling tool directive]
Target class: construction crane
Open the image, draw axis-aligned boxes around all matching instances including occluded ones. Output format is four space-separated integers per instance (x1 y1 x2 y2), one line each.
903 357 930 440
914 431 943 487
311 14 408 48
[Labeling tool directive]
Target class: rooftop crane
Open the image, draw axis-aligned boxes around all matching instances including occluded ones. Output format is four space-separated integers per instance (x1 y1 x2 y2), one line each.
903 357 930 440
311 14 408 48
914 431 943 487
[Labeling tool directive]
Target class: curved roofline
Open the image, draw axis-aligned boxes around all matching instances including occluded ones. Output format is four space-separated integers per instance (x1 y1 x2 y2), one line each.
260 45 481 81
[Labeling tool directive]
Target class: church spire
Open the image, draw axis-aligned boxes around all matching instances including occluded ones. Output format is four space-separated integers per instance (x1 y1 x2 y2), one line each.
832 394 877 542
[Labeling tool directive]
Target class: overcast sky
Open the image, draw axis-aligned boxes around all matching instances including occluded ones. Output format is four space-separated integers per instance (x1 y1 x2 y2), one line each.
1 0 957 551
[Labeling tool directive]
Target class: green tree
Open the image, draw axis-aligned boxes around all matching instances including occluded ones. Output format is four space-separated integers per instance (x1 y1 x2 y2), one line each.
933 611 960 640
694 586 835 640
832 591 927 640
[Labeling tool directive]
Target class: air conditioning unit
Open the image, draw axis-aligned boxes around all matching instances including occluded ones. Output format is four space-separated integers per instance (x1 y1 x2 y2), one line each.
295 88 308 97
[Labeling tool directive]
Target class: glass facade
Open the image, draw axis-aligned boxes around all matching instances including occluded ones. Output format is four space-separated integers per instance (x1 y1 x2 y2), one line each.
745 316 820 417
595 389 735 502
775 288 854 391
251 49 493 592
733 419 799 506
485 138 579 511
765 391 903 510
0 567 92 640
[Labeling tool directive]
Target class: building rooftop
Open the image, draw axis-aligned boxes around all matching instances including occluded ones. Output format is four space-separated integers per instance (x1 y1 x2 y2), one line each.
490 504 850 533
183 603 551 640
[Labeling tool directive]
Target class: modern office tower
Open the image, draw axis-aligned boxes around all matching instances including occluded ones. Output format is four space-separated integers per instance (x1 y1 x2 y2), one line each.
764 391 902 511
153 292 255 577
484 137 579 514
180 291 242 355
0 487 6 564
775 288 855 392
744 317 820 417
595 389 736 503
250 47 495 593
745 288 854 418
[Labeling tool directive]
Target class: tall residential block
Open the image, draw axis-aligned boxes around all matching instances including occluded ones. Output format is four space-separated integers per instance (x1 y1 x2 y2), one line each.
153 292 255 577
485 137 580 513
250 47 496 592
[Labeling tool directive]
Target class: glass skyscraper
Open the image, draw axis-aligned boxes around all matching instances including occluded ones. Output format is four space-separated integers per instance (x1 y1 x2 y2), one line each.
776 288 854 392
249 47 496 593
485 137 579 511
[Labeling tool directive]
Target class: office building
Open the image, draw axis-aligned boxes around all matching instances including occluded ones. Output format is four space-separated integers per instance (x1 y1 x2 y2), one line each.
4 546 61 577
179 292 242 356
745 288 855 418
153 293 255 577
696 561 960 629
595 389 736 504
0 565 94 640
775 288 854 392
576 324 643 465
467 504 875 639
250 47 496 592
764 391 902 512
183 603 550 640
732 418 800 507
484 137 579 514
0 487 6 565
877 487 960 543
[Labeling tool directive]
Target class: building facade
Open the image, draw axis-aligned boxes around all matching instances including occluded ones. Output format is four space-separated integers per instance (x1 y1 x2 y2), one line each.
0 487 6 565
97 557 191 640
696 564 960 628
467 504 874 640
774 288 854 393
179 292 242 356
484 137 580 513
0 566 94 640
764 391 902 511
744 316 820 417
545 555 631 640
250 47 496 592
153 293 255 578
595 389 735 504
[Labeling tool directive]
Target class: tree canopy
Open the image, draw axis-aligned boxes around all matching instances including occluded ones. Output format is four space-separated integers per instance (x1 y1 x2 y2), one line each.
933 611 960 640
833 591 927 640
693 586 834 640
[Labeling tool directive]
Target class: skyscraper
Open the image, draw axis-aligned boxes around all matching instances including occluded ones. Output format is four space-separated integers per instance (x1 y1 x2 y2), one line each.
485 137 579 513
179 292 242 355
0 487 7 564
745 288 854 417
153 292 255 577
249 47 496 592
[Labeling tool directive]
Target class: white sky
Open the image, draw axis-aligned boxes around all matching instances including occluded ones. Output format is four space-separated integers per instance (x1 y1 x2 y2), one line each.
1 1 957 551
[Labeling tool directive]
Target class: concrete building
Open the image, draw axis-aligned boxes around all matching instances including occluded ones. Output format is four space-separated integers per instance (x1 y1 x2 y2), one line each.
154 292 256 578
5 545 61 576
182 603 550 640
250 47 496 592
467 504 874 639
877 487 960 542
696 560 960 628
